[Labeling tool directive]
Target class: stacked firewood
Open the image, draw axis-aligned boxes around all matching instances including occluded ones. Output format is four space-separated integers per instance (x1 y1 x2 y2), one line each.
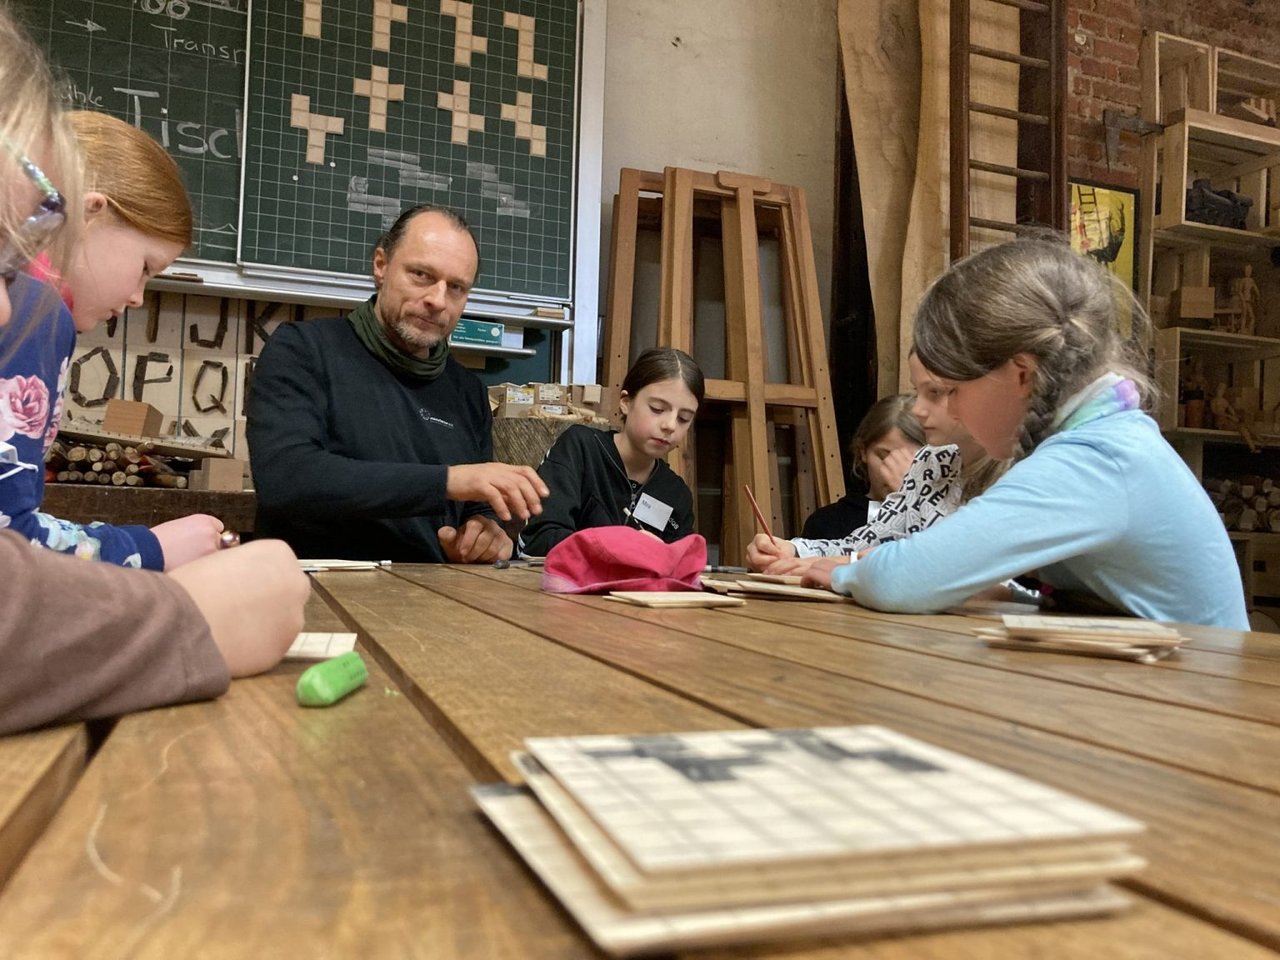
1205 476 1280 532
45 439 192 489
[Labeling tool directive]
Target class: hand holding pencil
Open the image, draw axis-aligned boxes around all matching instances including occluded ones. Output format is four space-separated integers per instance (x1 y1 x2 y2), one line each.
743 485 796 571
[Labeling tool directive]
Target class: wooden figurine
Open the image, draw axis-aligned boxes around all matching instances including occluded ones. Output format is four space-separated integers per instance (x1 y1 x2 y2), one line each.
1210 383 1262 451
1231 264 1260 337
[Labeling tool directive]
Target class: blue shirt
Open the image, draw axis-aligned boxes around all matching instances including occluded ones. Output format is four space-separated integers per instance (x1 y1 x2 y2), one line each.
0 274 162 569
831 409 1248 629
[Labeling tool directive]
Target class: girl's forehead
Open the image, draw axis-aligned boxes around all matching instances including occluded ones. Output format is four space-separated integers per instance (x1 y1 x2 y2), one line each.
637 377 698 406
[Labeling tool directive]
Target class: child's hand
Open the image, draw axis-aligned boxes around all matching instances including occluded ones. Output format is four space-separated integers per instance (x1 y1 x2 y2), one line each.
800 557 851 590
869 446 916 499
168 539 309 677
152 514 225 570
746 534 795 571
764 554 846 577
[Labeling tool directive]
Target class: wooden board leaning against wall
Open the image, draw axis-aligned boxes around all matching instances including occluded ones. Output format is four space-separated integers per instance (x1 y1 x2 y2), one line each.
839 0 1019 396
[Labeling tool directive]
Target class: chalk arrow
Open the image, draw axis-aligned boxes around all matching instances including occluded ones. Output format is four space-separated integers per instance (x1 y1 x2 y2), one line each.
64 19 105 33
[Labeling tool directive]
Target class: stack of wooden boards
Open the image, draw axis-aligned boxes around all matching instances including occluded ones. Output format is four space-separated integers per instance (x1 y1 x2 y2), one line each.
607 572 848 607
975 615 1190 663
474 725 1145 956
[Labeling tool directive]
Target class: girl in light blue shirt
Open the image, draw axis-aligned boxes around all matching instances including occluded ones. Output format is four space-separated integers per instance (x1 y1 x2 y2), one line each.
805 237 1247 629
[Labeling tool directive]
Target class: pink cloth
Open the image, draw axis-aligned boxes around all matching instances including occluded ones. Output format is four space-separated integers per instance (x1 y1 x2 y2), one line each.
541 526 706 594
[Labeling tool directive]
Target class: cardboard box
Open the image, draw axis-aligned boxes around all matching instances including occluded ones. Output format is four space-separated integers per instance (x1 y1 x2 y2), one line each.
103 399 163 438
188 457 246 492
571 384 603 405
1169 286 1215 320
536 382 567 403
451 318 504 346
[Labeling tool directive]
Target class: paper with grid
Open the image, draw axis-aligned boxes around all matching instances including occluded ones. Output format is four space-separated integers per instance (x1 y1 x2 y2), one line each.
473 785 1131 957
473 724 1143 955
511 750 1144 912
285 632 358 660
523 726 1142 874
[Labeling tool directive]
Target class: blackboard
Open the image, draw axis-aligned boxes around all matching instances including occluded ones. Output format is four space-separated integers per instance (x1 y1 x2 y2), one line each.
15 0 246 263
16 0 579 302
243 0 577 299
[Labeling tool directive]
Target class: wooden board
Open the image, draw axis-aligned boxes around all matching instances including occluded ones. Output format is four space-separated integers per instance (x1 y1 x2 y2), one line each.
446 565 1280 947
838 0 920 395
0 630 593 957
315 568 738 782
0 726 87 888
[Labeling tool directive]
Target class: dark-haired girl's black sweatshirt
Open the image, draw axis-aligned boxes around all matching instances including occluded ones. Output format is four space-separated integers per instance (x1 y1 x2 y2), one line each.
518 424 695 556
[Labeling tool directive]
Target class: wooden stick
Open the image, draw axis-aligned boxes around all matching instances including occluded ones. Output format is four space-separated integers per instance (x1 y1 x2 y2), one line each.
743 483 773 540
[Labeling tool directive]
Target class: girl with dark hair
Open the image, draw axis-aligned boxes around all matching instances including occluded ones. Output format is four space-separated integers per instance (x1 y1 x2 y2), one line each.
519 347 704 556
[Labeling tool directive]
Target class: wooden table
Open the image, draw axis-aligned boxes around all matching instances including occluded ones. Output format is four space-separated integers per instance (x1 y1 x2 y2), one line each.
0 565 1277 958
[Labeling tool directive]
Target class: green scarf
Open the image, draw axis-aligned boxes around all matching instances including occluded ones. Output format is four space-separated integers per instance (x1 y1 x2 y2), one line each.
347 295 450 381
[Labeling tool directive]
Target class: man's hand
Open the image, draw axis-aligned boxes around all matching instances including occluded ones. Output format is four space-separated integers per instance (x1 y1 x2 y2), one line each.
746 534 796 571
152 514 225 571
446 463 549 521
438 516 513 564
168 539 310 677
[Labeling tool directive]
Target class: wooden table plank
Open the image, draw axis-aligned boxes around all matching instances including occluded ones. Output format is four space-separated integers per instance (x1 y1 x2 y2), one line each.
693 902 1277 960
0 636 596 958
0 726 88 889
828 604 1280 679
395 567 1280 951
431 569 1280 791
716 600 1280 724
479 565 1280 679
311 569 740 782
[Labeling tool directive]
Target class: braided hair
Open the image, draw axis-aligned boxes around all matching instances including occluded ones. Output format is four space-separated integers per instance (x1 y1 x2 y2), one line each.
912 235 1154 461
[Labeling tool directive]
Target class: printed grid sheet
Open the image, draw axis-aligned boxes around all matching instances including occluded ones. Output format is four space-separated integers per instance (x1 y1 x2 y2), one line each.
473 785 1131 958
513 751 1144 912
524 726 1144 874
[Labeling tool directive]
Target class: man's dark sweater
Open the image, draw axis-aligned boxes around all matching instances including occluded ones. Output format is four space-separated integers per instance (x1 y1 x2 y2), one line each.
519 424 695 557
247 316 494 561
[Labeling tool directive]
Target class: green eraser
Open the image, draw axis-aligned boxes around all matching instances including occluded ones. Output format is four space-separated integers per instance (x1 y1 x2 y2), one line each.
297 651 368 707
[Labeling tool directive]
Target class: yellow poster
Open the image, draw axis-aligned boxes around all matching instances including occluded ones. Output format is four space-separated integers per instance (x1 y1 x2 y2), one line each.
1069 181 1137 290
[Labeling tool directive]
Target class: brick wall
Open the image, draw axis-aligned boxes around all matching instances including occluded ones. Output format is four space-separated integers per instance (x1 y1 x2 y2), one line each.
1066 0 1280 187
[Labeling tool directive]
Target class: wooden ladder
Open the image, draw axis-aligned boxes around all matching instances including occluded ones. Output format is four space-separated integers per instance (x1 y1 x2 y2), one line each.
949 0 1068 258
604 167 845 563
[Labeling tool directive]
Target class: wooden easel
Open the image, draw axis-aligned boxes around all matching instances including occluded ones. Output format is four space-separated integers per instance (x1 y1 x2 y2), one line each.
604 167 845 563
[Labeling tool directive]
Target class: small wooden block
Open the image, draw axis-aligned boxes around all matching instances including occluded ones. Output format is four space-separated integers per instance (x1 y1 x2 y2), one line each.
102 399 163 438
188 457 246 492
606 592 746 608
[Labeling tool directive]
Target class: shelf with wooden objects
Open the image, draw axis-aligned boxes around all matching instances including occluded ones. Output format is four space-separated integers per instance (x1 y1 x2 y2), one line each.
1138 32 1280 611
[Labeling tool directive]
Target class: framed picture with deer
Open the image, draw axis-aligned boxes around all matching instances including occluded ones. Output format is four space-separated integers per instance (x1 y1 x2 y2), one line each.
1069 180 1139 291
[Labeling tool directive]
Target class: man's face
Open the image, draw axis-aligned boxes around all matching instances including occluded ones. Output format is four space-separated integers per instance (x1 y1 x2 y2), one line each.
372 211 478 357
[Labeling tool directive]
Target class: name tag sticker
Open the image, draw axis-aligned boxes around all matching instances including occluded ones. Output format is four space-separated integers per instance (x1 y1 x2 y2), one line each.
632 493 674 531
